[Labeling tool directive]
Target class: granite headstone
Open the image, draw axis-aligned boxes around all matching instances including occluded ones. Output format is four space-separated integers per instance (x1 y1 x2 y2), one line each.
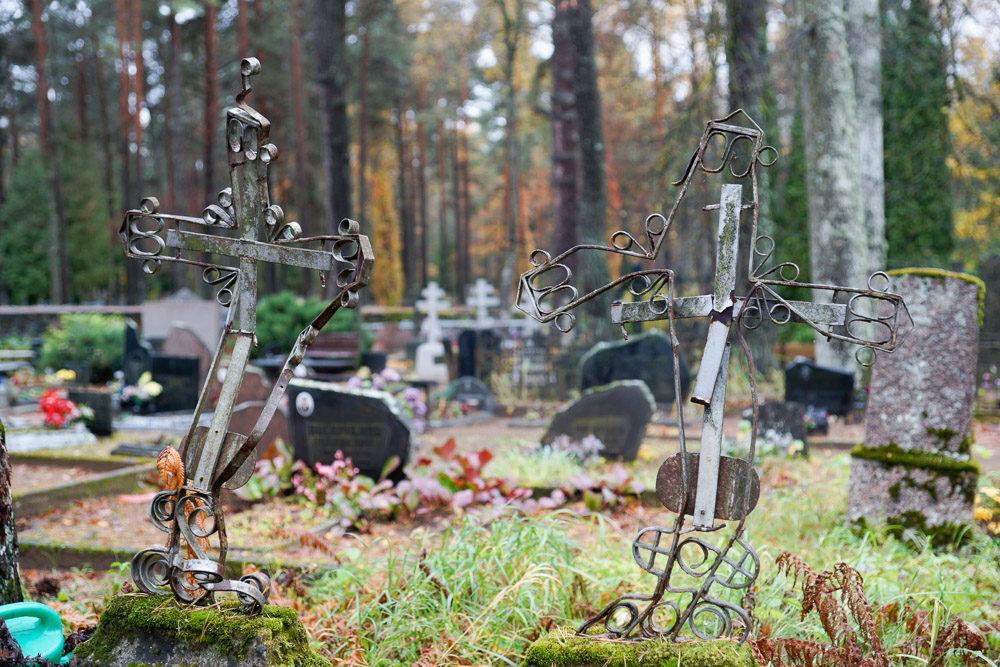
579 328 690 406
447 376 498 411
123 320 153 386
543 380 656 461
784 358 853 416
287 378 413 481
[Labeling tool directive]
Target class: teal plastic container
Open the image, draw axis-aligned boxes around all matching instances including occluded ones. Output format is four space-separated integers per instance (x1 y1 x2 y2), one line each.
0 601 69 664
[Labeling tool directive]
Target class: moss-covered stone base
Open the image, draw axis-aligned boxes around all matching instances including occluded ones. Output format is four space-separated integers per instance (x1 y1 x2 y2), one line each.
70 594 330 667
521 626 754 667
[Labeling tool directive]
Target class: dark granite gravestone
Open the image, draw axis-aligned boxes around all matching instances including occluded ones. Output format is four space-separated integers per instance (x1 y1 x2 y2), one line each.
756 401 807 453
542 380 656 461
457 329 502 379
784 358 853 416
150 355 200 412
447 376 497 411
579 328 691 406
123 320 153 386
68 389 113 436
286 378 413 481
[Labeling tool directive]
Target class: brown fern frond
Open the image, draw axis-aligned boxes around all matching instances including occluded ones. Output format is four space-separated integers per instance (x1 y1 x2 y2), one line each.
157 446 184 493
775 551 814 589
271 526 341 559
755 637 852 667
930 617 987 666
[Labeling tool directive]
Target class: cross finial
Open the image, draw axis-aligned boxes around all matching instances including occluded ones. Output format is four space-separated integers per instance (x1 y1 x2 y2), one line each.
416 281 451 343
467 278 500 325
236 57 261 104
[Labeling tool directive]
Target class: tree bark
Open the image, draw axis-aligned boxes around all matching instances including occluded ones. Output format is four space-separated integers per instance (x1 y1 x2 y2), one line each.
800 0 867 371
32 0 68 304
416 85 429 288
289 0 311 293
237 0 250 58
201 1 219 297
846 0 885 271
551 0 579 271
165 11 185 288
357 26 369 229
436 111 450 289
457 59 471 295
0 421 21 605
396 107 415 302
130 0 146 302
571 0 611 339
494 0 524 313
726 0 776 372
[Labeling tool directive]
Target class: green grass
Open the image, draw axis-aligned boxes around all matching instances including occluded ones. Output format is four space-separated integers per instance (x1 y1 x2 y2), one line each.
292 452 1000 665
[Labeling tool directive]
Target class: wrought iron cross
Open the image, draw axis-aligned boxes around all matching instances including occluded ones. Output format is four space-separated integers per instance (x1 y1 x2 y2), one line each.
119 58 374 613
516 110 912 642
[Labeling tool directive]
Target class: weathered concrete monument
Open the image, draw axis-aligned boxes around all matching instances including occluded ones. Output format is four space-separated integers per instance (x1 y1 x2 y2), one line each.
847 269 983 542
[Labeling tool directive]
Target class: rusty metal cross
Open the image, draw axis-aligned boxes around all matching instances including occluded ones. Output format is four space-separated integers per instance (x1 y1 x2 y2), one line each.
515 110 912 643
119 58 373 612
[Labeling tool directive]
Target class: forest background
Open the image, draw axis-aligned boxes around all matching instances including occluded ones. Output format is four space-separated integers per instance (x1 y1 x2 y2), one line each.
1 0 998 363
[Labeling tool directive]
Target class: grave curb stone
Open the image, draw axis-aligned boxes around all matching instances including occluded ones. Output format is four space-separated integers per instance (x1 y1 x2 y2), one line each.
69 594 330 667
847 269 984 536
543 379 656 461
521 626 754 667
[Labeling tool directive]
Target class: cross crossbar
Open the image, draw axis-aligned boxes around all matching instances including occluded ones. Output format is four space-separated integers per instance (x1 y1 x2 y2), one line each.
164 229 338 272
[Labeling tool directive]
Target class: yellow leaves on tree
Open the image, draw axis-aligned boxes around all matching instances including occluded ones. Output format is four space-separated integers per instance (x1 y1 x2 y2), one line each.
369 149 405 306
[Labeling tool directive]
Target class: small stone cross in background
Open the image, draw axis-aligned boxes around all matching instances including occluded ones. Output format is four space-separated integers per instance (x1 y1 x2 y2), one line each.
416 281 451 343
467 278 501 325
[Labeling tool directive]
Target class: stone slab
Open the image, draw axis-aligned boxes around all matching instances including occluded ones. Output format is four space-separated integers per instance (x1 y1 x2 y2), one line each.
70 594 330 667
522 626 754 667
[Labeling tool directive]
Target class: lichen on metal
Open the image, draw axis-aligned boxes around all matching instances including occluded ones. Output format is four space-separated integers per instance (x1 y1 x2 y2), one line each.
515 109 914 643
118 57 374 614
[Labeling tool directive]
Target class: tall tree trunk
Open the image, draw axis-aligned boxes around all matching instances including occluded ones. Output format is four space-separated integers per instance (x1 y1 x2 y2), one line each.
551 0 579 271
92 34 115 221
436 111 449 288
32 0 68 304
202 1 219 297
727 0 776 372
165 11 185 288
115 0 134 302
494 0 524 313
801 0 867 371
357 26 369 229
237 0 250 58
0 422 22 605
396 107 415 301
457 59 471 293
130 0 146 303
452 123 463 295
0 64 7 303
314 0 352 296
74 52 89 143
416 85 429 288
289 0 311 293
847 0 885 271
572 0 610 340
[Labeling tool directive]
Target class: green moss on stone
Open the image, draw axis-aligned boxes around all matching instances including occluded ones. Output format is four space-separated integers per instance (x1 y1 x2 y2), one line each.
72 594 330 667
886 511 975 549
522 626 754 667
887 267 986 328
851 443 979 504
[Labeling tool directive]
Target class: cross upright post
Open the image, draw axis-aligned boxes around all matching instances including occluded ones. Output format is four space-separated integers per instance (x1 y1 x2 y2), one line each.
119 58 374 613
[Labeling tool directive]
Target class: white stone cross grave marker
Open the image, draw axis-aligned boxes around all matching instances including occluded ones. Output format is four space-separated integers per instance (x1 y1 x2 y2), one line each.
416 281 451 343
467 278 501 326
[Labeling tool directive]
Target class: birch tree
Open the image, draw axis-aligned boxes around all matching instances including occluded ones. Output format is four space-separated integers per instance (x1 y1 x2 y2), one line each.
800 0 868 370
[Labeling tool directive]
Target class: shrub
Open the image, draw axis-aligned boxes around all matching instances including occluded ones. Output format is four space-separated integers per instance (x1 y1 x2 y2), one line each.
36 314 125 384
253 291 358 358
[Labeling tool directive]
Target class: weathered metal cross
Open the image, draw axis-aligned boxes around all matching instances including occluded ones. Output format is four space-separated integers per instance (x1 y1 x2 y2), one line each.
119 58 373 612
516 110 912 642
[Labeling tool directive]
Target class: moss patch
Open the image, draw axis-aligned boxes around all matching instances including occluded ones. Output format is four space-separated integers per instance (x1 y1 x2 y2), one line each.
887 267 986 327
852 443 979 504
521 626 754 667
71 594 330 667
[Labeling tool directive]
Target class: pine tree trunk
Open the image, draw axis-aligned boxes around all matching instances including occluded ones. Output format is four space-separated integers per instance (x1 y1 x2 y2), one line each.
289 0 311 293
313 0 352 297
846 0 885 270
457 60 471 294
801 0 867 371
357 26 369 229
726 0 776 372
202 1 219 296
416 85 429 288
130 0 146 302
32 0 68 304
571 0 610 340
0 421 22 605
396 107 415 302
436 112 449 289
495 0 523 314
452 123 463 296
237 0 249 58
551 0 579 271
165 11 185 289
